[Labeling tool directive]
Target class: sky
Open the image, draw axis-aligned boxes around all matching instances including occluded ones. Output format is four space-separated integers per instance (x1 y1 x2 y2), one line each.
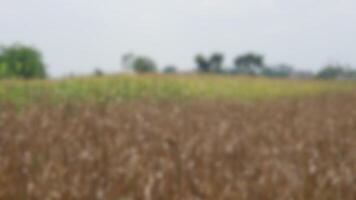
1 0 356 77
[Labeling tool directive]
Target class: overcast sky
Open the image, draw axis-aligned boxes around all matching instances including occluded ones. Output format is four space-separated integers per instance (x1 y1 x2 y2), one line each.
1 0 355 77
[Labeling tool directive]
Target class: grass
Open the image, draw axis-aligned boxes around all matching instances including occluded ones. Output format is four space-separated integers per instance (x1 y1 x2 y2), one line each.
0 74 355 106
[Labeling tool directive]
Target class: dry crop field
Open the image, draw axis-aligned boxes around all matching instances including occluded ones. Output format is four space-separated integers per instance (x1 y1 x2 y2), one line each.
0 90 356 200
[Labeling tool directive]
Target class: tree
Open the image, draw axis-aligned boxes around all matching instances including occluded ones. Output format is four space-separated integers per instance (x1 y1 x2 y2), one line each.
132 56 157 73
0 44 47 79
195 54 210 73
316 65 353 79
163 65 177 74
234 53 264 75
195 53 224 73
210 53 224 73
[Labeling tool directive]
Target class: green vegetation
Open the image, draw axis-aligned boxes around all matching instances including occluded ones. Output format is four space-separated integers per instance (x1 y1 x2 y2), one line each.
317 65 356 79
0 44 47 79
121 53 157 73
195 53 224 73
234 52 264 75
0 75 354 106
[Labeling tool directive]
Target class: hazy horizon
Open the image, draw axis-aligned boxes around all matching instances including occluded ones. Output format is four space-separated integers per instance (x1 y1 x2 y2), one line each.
1 0 356 77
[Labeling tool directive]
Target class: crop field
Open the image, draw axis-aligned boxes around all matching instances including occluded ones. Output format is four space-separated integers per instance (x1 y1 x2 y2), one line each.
0 75 356 200
0 75 354 105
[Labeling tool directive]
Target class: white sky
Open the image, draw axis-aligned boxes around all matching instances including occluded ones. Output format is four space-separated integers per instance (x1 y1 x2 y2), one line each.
1 0 355 77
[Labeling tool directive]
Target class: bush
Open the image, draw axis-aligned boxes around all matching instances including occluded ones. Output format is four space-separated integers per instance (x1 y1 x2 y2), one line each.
0 44 47 79
317 65 356 79
132 56 157 73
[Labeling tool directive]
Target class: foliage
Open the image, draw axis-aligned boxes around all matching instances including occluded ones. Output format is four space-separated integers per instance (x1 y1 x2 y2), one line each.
0 44 46 79
123 54 157 73
234 53 264 75
195 54 210 72
317 65 356 79
209 53 224 73
195 53 224 73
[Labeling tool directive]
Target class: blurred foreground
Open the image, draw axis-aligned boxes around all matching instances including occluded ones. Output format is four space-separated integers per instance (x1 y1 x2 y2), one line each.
1 93 355 200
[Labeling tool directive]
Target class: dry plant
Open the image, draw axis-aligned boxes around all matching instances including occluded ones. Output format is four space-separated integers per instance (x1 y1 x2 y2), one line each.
0 93 356 200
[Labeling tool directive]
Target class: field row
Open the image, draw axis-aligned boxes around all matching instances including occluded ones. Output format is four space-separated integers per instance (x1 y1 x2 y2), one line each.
1 93 356 199
0 75 355 105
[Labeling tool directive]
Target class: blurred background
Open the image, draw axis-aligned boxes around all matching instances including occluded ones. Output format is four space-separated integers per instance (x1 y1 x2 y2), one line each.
1 0 355 78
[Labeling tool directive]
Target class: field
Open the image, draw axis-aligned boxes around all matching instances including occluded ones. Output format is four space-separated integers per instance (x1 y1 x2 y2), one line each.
0 75 356 200
0 75 355 105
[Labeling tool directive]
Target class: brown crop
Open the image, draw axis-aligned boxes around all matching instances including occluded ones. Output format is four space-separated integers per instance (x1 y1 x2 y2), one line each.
0 93 356 200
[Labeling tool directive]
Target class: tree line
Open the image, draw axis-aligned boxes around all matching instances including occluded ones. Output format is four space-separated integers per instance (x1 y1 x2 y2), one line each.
122 52 356 80
1 43 355 80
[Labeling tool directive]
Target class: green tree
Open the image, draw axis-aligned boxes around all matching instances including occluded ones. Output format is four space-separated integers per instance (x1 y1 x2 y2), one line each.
195 54 210 73
316 65 347 79
210 53 224 73
132 56 157 73
195 53 224 73
0 44 47 79
234 53 264 75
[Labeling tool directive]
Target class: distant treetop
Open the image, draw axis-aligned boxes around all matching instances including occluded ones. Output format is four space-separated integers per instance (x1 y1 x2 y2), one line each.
0 43 47 79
